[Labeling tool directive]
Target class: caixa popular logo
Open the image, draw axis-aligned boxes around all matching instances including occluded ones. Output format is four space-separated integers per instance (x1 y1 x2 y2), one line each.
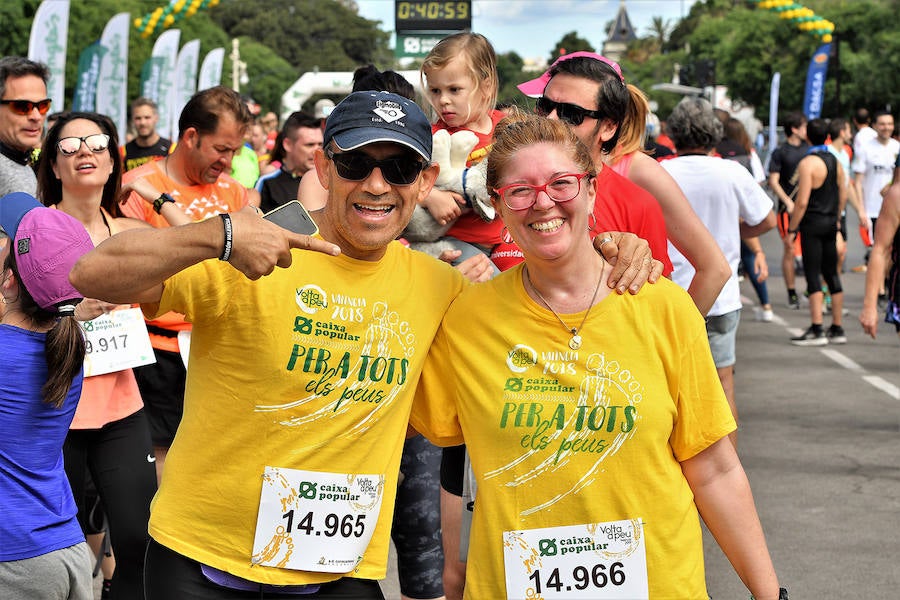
296 284 328 315
506 344 537 373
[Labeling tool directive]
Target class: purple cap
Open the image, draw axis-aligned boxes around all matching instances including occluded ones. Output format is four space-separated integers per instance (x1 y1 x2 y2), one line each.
517 51 625 98
323 91 432 161
0 192 94 314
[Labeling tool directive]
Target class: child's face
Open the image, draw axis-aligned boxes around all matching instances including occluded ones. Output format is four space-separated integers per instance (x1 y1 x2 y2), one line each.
425 56 487 129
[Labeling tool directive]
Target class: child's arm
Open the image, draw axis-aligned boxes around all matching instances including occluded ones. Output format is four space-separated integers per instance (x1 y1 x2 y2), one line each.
421 188 465 226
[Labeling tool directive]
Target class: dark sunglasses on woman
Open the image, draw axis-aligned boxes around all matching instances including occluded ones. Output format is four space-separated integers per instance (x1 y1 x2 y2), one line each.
535 97 604 126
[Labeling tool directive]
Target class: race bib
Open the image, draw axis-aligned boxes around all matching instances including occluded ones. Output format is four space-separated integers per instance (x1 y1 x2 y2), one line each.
80 308 155 377
503 519 648 600
251 467 384 573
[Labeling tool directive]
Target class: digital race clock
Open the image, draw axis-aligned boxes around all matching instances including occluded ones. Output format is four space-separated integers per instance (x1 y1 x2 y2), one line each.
395 1 472 32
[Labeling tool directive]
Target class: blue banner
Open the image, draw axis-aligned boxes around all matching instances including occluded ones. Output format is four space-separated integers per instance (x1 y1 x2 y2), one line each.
803 43 831 119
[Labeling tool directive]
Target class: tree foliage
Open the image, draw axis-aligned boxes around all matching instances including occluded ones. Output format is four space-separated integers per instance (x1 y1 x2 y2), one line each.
0 0 391 116
550 32 595 65
623 0 900 122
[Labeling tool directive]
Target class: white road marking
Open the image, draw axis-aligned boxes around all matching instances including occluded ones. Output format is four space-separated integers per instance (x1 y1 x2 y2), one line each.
820 349 866 373
742 296 898 401
863 375 900 400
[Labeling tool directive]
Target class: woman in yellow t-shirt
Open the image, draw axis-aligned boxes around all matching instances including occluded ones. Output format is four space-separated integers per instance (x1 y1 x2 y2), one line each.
412 113 784 600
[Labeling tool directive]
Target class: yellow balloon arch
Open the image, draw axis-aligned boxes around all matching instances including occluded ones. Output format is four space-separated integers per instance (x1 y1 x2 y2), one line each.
134 0 221 38
750 0 835 43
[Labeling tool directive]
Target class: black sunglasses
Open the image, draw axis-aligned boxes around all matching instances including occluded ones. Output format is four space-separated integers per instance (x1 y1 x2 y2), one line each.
535 97 604 126
0 98 52 116
325 147 426 186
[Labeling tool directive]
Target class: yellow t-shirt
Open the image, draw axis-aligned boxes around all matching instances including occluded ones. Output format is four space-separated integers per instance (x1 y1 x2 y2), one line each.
145 242 465 585
412 264 736 599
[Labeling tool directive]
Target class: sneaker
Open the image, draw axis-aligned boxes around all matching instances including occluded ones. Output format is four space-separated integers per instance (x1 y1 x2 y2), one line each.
791 326 828 346
787 293 800 310
826 325 847 344
754 306 774 322
851 264 867 273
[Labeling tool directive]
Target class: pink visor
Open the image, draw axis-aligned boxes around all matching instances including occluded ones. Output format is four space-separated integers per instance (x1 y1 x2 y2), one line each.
517 51 625 98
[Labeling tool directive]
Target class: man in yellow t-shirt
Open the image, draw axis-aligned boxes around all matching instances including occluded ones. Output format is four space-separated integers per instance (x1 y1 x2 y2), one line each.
72 91 472 598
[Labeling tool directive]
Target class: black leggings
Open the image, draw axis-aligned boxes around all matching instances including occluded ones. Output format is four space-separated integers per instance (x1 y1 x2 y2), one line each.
144 539 385 599
799 228 843 296
63 409 157 600
391 435 444 599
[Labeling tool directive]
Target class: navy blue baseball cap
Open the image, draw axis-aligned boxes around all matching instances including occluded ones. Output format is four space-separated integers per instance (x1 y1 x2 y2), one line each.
323 91 432 161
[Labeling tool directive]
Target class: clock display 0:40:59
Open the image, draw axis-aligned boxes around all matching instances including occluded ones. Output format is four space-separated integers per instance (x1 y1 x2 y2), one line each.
396 1 469 21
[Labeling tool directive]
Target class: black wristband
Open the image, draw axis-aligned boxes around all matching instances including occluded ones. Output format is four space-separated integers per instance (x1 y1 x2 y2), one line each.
219 213 233 261
153 192 176 214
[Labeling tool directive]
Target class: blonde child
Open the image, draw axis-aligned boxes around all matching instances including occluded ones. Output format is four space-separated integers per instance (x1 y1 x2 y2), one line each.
416 32 504 272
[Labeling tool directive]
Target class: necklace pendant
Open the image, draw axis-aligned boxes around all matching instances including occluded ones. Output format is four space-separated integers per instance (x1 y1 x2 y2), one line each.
569 334 582 350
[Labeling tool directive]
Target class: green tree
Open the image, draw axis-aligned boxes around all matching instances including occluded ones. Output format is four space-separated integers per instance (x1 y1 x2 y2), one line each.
646 16 672 49
550 32 594 65
211 0 391 73
0 0 392 116
496 51 526 106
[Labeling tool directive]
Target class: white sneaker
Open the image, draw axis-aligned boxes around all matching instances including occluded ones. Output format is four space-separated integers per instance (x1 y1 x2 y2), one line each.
754 307 774 322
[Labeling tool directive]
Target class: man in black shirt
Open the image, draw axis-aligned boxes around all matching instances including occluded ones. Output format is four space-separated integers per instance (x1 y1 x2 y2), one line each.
124 97 171 171
255 111 322 212
787 118 847 345
768 111 808 308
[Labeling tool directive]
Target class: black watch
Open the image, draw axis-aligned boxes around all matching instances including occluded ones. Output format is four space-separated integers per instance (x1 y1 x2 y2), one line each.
153 192 176 214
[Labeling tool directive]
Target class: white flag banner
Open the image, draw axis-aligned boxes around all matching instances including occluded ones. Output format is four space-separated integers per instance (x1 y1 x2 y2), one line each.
28 0 70 113
766 72 781 171
198 47 225 92
171 39 201 140
96 12 130 142
151 29 181 140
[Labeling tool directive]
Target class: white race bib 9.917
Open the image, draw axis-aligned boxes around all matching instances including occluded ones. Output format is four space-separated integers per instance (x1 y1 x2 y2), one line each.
80 308 155 377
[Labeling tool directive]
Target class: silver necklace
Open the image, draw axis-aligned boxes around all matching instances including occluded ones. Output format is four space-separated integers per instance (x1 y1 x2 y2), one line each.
524 263 604 350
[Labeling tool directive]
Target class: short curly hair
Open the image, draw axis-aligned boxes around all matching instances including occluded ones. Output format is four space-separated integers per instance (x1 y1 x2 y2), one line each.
666 97 722 151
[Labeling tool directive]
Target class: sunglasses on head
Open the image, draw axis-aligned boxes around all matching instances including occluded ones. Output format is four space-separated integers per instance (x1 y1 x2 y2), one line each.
325 147 426 186
0 98 52 116
57 134 112 157
535 97 604 126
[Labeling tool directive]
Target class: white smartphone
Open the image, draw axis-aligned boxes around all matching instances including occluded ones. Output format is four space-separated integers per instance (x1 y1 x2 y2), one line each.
263 201 318 236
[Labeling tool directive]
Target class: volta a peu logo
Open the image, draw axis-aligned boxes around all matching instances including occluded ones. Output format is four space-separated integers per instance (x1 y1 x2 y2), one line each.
296 284 328 315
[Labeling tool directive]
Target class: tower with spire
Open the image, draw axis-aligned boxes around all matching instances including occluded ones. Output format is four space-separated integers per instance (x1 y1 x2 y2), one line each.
602 0 637 62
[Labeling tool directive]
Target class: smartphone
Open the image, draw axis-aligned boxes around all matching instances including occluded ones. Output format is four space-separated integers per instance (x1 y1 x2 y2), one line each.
263 201 318 236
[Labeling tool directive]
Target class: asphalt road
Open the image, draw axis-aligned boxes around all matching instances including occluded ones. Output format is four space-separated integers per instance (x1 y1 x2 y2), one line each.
702 227 900 599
